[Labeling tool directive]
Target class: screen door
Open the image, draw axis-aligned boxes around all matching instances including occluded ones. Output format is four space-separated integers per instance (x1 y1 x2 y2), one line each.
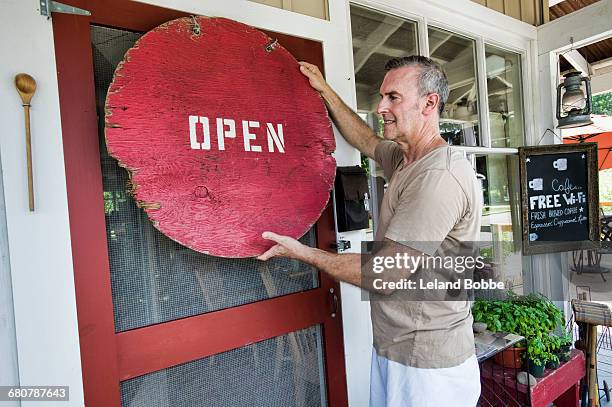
52 2 347 406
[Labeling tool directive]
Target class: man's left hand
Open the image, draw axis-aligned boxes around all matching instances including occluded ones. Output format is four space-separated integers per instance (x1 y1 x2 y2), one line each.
257 231 311 261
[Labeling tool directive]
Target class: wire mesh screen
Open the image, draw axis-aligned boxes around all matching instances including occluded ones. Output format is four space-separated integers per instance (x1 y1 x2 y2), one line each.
120 324 327 407
91 25 320 333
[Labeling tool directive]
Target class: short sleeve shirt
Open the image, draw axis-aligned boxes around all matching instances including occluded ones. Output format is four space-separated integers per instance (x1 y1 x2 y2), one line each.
371 141 482 368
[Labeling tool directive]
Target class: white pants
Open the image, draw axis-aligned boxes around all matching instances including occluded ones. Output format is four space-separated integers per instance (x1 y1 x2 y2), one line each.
369 348 481 407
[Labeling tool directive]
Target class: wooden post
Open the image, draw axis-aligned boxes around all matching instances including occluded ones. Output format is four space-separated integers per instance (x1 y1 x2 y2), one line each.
589 324 599 406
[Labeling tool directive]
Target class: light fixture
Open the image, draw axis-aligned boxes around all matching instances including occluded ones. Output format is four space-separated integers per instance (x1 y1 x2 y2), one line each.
556 71 593 129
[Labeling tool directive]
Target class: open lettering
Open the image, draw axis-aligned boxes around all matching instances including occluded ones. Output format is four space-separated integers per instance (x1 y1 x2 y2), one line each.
189 116 285 153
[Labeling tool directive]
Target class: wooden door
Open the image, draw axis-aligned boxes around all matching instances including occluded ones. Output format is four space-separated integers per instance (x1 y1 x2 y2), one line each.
52 1 347 406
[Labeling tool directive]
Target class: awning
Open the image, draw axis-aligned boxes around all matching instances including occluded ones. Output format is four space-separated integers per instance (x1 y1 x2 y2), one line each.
563 115 612 170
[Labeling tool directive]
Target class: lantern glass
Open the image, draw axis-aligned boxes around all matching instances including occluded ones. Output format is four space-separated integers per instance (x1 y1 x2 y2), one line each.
556 71 592 128
561 87 587 113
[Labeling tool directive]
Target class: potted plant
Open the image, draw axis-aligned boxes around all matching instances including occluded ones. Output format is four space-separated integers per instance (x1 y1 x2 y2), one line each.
545 355 560 370
556 332 573 363
543 334 561 370
526 336 559 377
506 293 564 339
472 292 564 371
473 295 525 368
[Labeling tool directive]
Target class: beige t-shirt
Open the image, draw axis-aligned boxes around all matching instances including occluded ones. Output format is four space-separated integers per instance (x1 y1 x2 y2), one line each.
371 141 482 368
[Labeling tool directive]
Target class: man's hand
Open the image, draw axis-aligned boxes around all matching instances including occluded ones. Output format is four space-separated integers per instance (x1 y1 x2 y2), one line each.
298 62 380 160
257 231 312 261
298 61 329 94
257 232 364 288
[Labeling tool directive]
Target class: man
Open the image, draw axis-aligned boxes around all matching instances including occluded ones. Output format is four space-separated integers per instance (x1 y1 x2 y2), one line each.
257 56 482 406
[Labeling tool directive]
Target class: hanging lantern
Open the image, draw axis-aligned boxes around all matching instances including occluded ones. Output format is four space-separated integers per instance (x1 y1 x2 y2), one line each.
556 71 593 129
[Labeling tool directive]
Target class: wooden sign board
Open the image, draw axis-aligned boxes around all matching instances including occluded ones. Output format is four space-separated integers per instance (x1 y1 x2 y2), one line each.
105 17 336 257
519 143 600 255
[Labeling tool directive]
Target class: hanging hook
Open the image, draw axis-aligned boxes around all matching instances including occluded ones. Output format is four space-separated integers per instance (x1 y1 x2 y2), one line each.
264 39 279 53
190 15 201 35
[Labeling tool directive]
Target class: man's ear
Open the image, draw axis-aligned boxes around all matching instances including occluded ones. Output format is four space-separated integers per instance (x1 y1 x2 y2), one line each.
422 93 440 116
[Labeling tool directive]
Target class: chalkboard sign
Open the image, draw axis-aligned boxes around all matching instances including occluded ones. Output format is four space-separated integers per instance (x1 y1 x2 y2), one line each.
519 143 600 255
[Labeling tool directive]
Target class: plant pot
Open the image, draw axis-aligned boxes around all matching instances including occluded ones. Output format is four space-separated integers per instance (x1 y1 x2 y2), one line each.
493 347 525 369
557 350 571 363
528 360 546 378
546 359 560 370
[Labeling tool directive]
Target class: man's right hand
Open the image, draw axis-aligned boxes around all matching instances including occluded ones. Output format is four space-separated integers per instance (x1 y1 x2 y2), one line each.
298 61 328 94
298 60 381 160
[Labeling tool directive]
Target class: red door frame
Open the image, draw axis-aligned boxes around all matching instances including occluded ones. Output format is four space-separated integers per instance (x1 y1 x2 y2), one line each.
52 2 348 406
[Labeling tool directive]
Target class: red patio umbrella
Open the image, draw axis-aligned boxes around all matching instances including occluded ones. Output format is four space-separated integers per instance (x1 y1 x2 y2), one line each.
563 115 612 170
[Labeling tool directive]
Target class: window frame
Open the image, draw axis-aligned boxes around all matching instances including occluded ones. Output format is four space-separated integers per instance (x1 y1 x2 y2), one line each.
348 0 536 293
349 0 537 155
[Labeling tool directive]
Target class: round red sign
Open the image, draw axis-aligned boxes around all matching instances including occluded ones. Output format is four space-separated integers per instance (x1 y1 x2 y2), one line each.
105 17 336 257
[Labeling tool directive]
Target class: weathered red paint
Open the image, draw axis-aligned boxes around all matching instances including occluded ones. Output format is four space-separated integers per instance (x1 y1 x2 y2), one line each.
316 205 349 407
480 349 585 407
116 288 327 380
105 16 336 257
530 349 585 407
53 11 123 407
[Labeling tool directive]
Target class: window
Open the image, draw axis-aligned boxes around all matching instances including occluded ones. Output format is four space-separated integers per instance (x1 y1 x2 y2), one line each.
476 154 524 294
428 27 480 146
350 4 419 112
350 4 419 238
349 4 529 292
485 45 525 148
479 46 526 293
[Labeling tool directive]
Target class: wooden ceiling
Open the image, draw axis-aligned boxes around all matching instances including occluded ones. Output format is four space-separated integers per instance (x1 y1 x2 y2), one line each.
549 0 598 20
550 0 612 72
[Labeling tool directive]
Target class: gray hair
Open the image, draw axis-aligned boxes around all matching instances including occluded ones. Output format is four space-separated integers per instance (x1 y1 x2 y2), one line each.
384 56 449 115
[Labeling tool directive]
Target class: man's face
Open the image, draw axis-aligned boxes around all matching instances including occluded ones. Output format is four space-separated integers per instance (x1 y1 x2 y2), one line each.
377 66 424 143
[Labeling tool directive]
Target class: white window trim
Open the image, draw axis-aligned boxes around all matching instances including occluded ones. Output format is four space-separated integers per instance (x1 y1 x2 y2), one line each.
353 0 536 47
476 36 493 148
350 0 537 154
349 0 537 306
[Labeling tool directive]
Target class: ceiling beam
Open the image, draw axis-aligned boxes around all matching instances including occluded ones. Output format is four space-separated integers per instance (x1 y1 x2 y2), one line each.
429 33 453 55
351 39 416 59
448 83 474 105
592 56 612 71
442 47 476 90
353 17 403 73
562 49 592 75
493 75 513 88
538 0 612 55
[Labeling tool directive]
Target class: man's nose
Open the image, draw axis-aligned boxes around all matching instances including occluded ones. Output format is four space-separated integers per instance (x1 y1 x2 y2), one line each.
376 99 388 115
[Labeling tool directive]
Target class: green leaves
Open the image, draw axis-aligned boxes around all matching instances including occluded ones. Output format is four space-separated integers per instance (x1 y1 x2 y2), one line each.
472 292 563 338
592 92 612 116
527 334 561 366
558 332 573 347
472 291 566 366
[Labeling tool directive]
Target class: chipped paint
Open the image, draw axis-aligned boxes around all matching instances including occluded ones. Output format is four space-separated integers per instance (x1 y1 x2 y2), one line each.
105 17 336 257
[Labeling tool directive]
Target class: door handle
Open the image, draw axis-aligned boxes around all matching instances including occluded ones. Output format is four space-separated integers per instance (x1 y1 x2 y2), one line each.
329 288 339 318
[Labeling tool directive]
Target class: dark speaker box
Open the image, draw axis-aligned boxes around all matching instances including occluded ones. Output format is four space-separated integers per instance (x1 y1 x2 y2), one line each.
335 166 369 232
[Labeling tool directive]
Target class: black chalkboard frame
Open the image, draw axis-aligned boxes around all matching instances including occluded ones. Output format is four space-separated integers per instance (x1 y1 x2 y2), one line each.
519 143 600 255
